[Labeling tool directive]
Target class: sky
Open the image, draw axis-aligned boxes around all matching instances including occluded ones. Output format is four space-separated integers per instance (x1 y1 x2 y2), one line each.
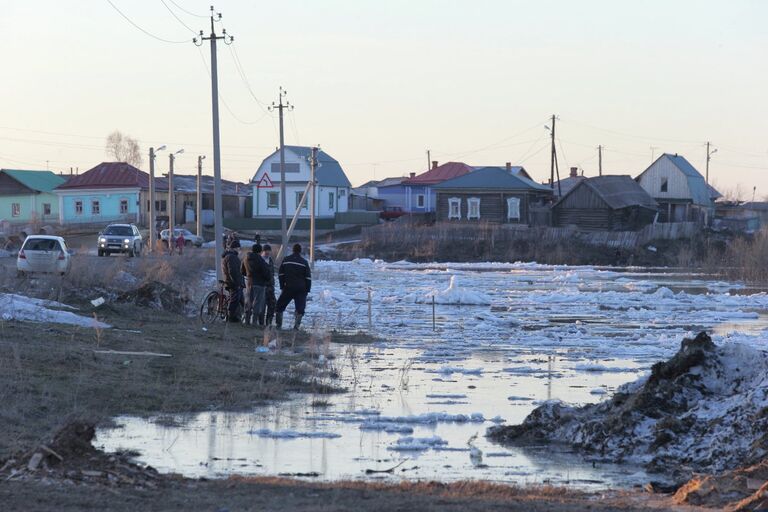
1 0 767 197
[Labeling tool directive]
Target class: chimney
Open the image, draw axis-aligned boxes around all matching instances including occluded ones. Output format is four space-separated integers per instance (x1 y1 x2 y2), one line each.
409 172 416 179
506 162 512 172
570 167 578 178
432 161 438 169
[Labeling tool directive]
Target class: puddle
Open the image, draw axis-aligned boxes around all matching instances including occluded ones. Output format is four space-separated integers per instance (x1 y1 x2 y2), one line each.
96 261 768 489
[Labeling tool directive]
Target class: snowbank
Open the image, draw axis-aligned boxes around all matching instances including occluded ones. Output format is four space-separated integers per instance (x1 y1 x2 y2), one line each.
488 332 768 478
0 294 110 329
418 275 492 305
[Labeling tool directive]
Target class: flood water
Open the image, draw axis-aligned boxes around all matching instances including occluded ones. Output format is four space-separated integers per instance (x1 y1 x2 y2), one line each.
96 261 768 489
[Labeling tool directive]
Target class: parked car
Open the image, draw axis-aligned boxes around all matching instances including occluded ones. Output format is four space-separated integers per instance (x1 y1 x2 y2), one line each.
380 206 406 221
17 235 71 275
98 224 143 257
160 228 204 247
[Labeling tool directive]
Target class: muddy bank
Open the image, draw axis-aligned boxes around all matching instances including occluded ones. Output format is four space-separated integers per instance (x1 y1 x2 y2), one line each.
488 332 768 482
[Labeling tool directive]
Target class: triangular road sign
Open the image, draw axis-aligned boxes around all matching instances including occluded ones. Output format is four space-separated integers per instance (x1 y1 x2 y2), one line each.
257 173 274 189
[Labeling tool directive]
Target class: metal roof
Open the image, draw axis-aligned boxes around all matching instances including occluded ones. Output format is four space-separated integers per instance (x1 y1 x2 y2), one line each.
555 175 657 210
656 154 712 207
156 174 250 196
0 169 66 193
257 146 351 188
473 165 531 180
403 162 474 185
56 162 154 190
433 167 553 192
553 176 586 197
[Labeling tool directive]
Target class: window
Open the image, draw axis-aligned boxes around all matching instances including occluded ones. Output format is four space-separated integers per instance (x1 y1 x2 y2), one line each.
43 203 51 216
448 197 461 220
270 162 300 174
467 197 481 220
91 200 100 215
417 194 425 208
75 200 83 215
295 191 308 210
660 178 668 193
120 199 129 214
267 192 279 209
507 197 521 221
11 203 20 217
328 192 335 210
339 189 346 198
154 200 167 212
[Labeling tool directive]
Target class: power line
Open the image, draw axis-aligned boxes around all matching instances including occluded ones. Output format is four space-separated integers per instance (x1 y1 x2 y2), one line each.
561 118 702 145
104 0 190 44
159 0 198 34
166 0 208 18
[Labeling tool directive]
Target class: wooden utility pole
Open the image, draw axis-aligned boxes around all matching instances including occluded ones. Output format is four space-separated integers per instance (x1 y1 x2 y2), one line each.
196 155 205 238
269 87 293 261
426 149 431 172
148 145 166 253
309 146 318 267
598 145 603 176
548 115 561 196
705 141 717 185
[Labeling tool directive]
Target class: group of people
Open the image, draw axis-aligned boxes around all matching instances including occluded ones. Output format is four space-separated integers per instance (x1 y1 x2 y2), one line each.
221 237 312 331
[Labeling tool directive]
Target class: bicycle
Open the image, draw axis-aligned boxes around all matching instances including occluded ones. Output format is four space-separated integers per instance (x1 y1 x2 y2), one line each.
200 280 234 324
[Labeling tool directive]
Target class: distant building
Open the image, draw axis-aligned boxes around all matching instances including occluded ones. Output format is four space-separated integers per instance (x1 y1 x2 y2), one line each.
636 153 713 223
553 167 586 197
552 175 658 231
351 176 405 210
401 161 474 213
250 146 351 229
0 169 66 226
155 174 249 226
433 166 553 224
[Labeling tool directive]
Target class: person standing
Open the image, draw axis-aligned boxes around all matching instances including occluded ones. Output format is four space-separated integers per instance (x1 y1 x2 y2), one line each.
241 243 271 325
261 244 276 326
221 239 244 323
276 243 311 330
176 230 185 256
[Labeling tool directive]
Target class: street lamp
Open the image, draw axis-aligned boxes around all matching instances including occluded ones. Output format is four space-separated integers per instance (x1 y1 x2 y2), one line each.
168 149 184 252
149 145 167 252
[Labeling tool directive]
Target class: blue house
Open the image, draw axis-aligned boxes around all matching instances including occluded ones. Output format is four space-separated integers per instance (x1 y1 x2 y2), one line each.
401 162 474 213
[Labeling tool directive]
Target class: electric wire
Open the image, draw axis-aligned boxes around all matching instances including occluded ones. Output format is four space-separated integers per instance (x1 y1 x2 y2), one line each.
104 0 189 44
159 0 198 34
166 0 208 18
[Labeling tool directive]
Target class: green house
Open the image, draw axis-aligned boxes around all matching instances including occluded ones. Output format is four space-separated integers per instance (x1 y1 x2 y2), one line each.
0 169 66 225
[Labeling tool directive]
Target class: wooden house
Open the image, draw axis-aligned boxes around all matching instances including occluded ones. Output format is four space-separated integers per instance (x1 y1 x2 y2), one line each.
636 153 712 223
433 167 553 224
552 175 658 231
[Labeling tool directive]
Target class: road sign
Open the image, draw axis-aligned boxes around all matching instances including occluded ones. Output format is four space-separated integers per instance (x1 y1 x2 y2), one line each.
257 173 274 189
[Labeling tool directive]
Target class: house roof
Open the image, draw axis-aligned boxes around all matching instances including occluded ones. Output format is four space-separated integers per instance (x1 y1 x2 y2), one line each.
433 166 553 192
639 153 712 207
708 183 722 200
156 174 250 196
402 162 474 185
0 169 66 193
56 162 153 190
258 146 351 188
473 165 532 180
553 175 586 197
555 175 657 210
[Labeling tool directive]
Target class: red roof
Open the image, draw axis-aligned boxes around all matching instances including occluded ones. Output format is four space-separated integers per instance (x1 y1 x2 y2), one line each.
402 162 473 186
57 162 166 190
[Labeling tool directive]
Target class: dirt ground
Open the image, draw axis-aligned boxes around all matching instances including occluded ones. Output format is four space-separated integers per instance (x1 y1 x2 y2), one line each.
0 251 702 511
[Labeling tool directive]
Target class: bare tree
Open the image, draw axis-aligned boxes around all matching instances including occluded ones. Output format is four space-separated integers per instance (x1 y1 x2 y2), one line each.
105 130 143 167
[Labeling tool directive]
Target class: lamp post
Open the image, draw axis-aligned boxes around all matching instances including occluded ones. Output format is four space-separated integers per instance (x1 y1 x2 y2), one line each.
148 144 166 253
197 155 206 238
168 149 184 253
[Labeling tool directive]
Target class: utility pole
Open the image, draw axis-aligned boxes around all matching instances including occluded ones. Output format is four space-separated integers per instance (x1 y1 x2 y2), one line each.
650 146 659 162
148 145 166 253
598 145 603 176
426 149 431 171
309 146 318 267
197 155 206 238
195 7 232 280
705 141 717 185
547 115 561 196
269 87 293 260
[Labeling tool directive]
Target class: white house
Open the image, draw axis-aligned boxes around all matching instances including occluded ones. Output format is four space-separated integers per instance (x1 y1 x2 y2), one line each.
251 146 351 221
635 153 713 223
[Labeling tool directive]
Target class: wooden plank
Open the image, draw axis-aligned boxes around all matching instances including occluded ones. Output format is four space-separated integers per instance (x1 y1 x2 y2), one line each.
93 350 173 358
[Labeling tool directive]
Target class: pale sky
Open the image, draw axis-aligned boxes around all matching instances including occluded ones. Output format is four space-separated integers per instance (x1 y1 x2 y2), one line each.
1 0 767 197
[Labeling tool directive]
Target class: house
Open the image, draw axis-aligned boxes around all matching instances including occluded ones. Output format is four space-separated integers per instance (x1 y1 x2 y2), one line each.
351 176 405 210
0 169 66 226
636 153 713 223
55 162 155 226
552 175 658 231
433 166 553 224
155 174 250 226
553 167 586 197
401 161 473 213
250 146 351 229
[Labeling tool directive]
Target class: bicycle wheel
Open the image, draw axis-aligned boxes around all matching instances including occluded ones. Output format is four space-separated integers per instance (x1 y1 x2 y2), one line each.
200 291 221 324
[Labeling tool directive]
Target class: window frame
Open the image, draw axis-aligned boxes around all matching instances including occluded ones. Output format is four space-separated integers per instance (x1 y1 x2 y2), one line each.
295 191 308 210
416 194 425 208
119 198 129 214
467 197 481 220
74 200 83 215
507 197 521 221
660 178 668 193
266 191 280 209
91 200 101 216
11 203 20 217
43 203 51 216
448 197 461 220
328 192 335 210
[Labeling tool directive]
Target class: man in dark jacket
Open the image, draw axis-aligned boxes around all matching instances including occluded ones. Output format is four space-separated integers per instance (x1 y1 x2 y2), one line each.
221 239 244 323
241 243 271 325
276 243 311 330
261 244 276 326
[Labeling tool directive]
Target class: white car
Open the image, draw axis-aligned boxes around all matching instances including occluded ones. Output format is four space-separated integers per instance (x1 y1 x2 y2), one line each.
160 228 204 247
17 235 72 276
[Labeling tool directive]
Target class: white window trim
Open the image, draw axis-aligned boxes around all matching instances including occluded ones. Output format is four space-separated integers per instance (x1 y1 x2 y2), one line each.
91 200 101 216
119 198 129 214
416 194 425 208
266 191 280 209
448 197 461 220
467 197 481 220
507 197 521 221
11 203 20 217
75 200 83 215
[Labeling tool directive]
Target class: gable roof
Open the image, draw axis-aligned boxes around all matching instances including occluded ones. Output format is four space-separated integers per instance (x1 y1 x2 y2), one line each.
638 153 711 207
156 174 249 196
555 175 657 210
403 162 473 186
258 146 351 188
553 175 586 197
473 165 532 180
56 162 151 190
433 166 553 192
0 169 66 193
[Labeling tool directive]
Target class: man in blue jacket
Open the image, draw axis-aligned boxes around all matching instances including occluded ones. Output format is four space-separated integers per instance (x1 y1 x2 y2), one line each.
275 243 311 330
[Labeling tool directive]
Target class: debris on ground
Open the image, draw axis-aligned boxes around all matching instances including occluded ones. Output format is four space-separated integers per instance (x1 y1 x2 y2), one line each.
117 281 189 314
487 332 768 482
674 459 768 510
0 293 110 328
